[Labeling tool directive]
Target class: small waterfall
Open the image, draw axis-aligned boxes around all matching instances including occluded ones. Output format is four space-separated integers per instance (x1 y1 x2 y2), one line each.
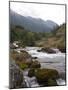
23 69 39 87
56 78 65 85
15 47 65 87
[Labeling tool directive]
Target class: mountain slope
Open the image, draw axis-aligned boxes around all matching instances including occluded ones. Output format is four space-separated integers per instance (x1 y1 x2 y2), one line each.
36 23 66 51
10 10 58 32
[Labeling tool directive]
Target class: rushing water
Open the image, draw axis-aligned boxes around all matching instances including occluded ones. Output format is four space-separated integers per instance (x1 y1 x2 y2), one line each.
23 69 39 87
26 47 65 73
16 47 66 86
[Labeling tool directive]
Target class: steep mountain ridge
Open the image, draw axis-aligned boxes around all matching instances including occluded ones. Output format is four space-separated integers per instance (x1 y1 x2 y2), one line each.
10 10 58 32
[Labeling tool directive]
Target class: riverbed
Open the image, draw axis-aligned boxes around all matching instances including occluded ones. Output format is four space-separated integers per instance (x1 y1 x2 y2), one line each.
16 47 66 86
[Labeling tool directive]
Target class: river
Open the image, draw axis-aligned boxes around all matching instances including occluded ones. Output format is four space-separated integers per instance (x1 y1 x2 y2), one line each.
16 47 66 86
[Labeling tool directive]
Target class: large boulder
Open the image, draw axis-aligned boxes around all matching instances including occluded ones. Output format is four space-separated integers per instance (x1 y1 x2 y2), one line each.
35 69 59 84
47 78 57 86
28 68 59 86
40 48 56 53
11 50 32 70
9 60 24 89
11 50 32 63
30 60 41 68
28 60 41 77
10 43 18 49
16 62 29 70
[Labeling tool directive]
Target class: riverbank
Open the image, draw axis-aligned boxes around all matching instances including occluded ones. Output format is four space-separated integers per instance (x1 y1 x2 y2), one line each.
10 46 66 88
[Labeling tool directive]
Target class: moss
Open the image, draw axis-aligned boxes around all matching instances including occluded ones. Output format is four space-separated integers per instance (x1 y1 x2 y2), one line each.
17 62 28 70
34 68 59 85
16 61 28 70
28 68 35 77
28 60 41 77
30 60 41 68
47 78 57 86
19 63 28 70
28 68 59 86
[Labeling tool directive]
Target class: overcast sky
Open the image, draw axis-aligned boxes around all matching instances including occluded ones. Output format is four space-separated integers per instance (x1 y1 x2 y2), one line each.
10 2 65 25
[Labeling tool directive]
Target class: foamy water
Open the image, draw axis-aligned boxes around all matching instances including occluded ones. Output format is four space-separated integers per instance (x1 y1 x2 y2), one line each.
16 47 66 86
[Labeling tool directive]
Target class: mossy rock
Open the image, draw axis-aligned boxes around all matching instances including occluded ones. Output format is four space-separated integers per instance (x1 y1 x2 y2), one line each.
28 68 35 77
47 78 57 86
11 50 32 63
19 63 28 70
30 60 41 68
16 51 31 62
34 69 59 85
41 48 56 53
16 61 28 70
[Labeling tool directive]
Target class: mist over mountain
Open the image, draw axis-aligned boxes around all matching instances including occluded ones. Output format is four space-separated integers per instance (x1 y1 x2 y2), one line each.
10 10 59 32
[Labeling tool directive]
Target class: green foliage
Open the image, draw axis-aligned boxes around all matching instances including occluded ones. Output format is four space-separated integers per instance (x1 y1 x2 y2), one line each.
18 63 28 70
34 68 59 85
23 32 35 46
10 26 26 42
16 60 29 70
10 25 53 45
28 68 59 85
10 23 66 49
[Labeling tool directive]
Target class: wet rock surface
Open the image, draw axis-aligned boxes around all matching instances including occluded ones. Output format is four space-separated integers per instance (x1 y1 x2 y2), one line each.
10 47 66 88
9 60 24 89
40 48 56 53
28 68 59 86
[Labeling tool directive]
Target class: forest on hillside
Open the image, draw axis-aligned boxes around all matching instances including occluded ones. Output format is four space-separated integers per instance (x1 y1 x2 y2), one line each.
10 23 66 52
